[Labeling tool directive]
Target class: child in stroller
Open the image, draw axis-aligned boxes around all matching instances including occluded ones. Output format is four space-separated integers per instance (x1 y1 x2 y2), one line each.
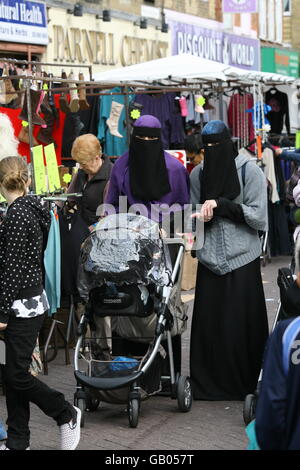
74 213 192 428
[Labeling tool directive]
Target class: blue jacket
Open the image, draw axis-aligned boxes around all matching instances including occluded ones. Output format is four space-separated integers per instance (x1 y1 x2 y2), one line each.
256 316 300 450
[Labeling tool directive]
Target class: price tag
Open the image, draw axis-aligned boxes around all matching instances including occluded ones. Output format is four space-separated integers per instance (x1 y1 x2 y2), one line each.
44 144 61 192
32 145 47 195
167 150 187 167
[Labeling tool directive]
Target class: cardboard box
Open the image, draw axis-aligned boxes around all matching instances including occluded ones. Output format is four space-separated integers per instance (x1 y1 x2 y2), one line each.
181 251 198 291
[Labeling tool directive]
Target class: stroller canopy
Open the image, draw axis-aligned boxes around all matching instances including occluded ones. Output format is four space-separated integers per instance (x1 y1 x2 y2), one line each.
78 214 172 301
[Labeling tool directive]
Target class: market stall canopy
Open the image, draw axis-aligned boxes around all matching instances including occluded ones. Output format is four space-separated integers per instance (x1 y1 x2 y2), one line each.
93 54 244 83
93 54 296 85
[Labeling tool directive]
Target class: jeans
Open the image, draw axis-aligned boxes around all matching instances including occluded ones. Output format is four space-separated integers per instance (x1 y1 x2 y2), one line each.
3 314 73 450
280 149 300 165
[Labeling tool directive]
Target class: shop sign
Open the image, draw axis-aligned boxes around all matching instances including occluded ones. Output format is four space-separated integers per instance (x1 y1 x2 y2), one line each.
52 25 168 66
170 21 260 71
261 47 299 78
275 49 299 78
223 0 257 13
0 0 48 45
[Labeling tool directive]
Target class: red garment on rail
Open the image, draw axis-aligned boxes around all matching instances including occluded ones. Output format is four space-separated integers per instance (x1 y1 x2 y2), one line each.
228 92 255 145
0 94 66 164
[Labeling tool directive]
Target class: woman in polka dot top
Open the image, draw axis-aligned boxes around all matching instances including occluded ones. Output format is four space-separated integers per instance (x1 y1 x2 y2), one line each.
0 156 81 451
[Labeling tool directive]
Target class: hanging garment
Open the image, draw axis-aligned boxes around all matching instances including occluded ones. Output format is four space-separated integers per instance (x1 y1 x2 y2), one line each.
186 93 200 124
61 93 100 162
203 96 229 126
97 87 133 157
44 210 61 315
228 93 255 147
134 92 185 149
266 89 290 135
272 146 287 201
59 206 89 296
0 93 66 165
268 201 292 257
261 147 280 204
246 103 272 131
281 159 293 181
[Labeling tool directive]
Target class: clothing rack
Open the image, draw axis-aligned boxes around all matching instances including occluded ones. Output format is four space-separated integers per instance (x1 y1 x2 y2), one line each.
0 58 93 81
0 62 296 176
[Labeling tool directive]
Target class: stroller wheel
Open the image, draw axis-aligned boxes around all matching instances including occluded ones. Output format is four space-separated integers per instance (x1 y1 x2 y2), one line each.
86 396 100 412
128 398 139 428
76 398 86 428
243 394 256 425
177 376 192 412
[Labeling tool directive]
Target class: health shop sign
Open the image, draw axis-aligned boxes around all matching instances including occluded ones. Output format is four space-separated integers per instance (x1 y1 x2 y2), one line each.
170 21 260 71
0 0 48 45
223 0 257 13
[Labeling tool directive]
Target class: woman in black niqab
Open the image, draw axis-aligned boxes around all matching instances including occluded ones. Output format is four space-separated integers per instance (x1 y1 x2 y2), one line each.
128 117 171 202
201 120 241 203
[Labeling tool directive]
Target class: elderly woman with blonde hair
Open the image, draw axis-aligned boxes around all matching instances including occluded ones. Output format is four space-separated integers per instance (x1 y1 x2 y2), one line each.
67 133 113 229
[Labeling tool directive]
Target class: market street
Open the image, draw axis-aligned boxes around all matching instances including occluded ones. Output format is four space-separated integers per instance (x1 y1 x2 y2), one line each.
0 256 287 451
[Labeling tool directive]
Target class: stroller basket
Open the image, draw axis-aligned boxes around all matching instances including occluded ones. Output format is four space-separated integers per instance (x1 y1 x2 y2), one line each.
75 369 143 391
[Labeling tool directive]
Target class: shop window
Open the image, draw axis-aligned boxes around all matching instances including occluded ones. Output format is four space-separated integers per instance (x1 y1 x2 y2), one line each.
275 0 283 43
283 0 291 15
260 0 283 43
259 0 267 39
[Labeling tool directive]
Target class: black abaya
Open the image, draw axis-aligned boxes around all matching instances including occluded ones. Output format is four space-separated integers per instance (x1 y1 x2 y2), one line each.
190 257 269 400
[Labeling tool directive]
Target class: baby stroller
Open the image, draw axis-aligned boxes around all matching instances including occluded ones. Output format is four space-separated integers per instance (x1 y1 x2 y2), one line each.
74 213 192 428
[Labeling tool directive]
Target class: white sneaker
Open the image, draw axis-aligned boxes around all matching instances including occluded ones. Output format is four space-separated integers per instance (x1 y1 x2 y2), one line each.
0 443 30 450
60 406 81 450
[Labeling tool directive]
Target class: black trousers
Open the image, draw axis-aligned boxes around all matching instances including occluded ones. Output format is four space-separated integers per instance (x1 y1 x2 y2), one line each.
3 314 73 450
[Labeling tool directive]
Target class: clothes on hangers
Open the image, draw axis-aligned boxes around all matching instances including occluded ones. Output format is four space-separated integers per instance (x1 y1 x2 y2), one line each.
264 143 292 256
203 96 229 126
58 202 89 297
61 93 100 163
44 209 61 316
133 92 185 149
97 87 133 157
266 88 290 134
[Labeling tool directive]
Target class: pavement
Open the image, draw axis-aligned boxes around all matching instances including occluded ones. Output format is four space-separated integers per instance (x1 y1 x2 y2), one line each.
0 256 290 450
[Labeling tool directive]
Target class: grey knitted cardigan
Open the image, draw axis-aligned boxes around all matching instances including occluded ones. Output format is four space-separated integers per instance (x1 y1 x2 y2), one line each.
190 152 268 275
